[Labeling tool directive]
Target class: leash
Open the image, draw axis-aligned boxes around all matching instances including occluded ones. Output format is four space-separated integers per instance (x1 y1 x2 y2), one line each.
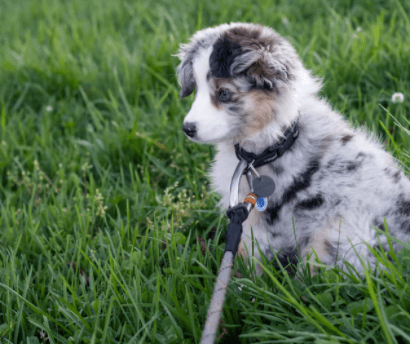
200 121 300 343
200 159 253 344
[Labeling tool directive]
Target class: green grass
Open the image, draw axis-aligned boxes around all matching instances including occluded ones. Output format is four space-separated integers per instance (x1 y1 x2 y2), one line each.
0 0 409 343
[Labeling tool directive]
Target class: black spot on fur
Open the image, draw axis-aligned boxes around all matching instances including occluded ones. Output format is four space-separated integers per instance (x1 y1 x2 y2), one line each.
373 219 385 231
266 159 320 225
401 218 410 233
267 163 284 176
272 247 298 275
347 152 367 172
209 36 243 78
341 135 353 145
382 197 410 234
281 160 320 204
295 194 324 211
397 198 410 216
326 159 335 169
386 252 394 263
266 206 278 224
227 105 242 113
298 235 310 248
324 240 335 257
392 170 401 183
347 161 358 171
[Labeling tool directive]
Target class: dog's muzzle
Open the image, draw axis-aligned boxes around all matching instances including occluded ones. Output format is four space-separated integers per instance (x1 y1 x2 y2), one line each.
182 122 197 138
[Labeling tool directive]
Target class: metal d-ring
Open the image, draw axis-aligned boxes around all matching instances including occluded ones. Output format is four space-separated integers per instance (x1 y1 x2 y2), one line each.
246 169 255 193
229 159 248 208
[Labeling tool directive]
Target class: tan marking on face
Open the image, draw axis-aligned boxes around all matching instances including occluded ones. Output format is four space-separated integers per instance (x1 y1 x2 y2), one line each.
210 78 241 110
245 89 276 134
209 78 223 109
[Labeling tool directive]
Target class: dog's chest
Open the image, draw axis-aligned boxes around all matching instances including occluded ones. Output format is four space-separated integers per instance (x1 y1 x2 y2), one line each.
210 145 321 245
210 145 243 207
211 145 292 202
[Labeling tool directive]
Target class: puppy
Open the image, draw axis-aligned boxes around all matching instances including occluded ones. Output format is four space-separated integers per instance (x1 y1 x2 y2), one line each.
176 22 410 276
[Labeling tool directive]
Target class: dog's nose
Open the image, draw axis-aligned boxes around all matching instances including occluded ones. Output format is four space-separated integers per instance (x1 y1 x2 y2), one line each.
182 122 197 138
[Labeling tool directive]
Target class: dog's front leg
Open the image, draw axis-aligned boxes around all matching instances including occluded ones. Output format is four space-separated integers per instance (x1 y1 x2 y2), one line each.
235 210 264 277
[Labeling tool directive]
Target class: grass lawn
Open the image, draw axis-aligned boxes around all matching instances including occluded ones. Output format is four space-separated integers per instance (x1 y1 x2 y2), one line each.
0 0 410 343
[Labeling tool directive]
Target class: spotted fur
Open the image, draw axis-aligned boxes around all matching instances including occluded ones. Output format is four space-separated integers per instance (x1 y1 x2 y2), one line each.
176 22 410 276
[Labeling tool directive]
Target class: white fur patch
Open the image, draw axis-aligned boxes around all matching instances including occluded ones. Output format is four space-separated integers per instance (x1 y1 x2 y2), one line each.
183 46 232 143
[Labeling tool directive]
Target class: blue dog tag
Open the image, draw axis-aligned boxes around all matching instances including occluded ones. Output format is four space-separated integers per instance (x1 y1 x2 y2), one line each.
255 197 268 212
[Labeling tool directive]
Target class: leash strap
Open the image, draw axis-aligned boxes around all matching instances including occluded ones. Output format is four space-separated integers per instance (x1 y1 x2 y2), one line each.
234 120 299 171
225 203 249 253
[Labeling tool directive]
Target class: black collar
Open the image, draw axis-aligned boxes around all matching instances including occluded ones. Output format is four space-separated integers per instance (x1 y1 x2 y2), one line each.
234 120 299 170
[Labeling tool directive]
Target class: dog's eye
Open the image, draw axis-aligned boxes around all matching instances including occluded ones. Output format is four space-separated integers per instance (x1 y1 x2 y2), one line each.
218 89 232 102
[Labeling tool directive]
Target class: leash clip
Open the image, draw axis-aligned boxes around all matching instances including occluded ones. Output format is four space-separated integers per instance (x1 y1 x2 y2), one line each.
229 159 248 208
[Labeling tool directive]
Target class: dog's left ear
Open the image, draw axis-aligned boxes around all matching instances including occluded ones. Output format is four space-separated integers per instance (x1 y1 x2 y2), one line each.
175 44 196 98
231 50 289 89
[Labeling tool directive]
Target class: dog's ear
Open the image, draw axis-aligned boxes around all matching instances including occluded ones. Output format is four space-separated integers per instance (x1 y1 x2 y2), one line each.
230 50 289 90
176 44 196 98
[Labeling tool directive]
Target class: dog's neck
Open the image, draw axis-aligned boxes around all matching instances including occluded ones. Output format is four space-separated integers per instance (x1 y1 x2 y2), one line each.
233 118 299 168
234 114 300 156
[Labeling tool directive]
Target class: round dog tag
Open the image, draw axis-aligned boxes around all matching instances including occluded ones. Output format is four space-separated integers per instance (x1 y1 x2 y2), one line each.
255 197 268 212
253 175 275 198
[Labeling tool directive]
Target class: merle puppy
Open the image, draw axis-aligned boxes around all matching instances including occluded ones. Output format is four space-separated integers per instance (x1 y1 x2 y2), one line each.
176 22 409 275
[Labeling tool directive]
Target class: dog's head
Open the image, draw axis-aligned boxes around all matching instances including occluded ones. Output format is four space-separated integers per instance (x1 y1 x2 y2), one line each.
176 23 320 146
